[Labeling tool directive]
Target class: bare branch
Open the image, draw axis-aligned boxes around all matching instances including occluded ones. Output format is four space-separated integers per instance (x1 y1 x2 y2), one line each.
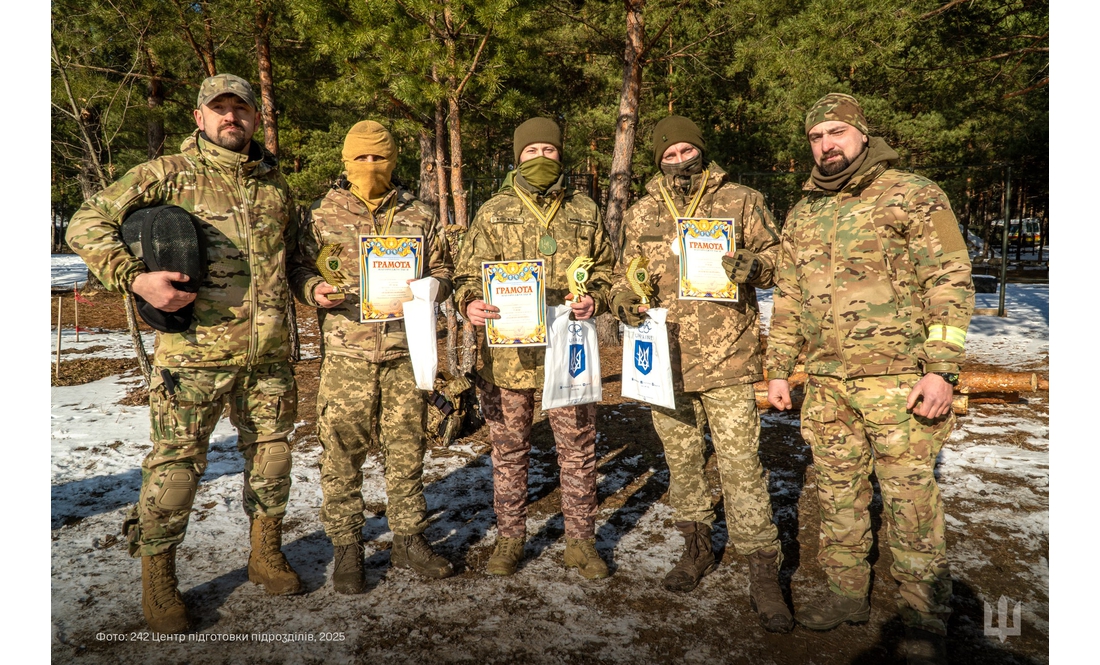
1003 76 1048 99
920 0 971 21
455 27 493 98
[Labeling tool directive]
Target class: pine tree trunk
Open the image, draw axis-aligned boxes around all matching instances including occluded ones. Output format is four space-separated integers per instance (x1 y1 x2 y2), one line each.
604 0 645 255
255 2 278 156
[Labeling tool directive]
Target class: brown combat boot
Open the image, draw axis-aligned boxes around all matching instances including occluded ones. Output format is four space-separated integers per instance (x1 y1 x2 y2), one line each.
563 537 609 580
662 521 716 592
391 533 455 579
748 548 794 633
247 516 303 595
486 536 525 576
141 546 190 634
331 539 365 594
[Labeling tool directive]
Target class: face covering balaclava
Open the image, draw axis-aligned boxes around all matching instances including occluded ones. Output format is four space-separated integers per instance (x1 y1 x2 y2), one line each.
342 120 397 212
517 156 563 192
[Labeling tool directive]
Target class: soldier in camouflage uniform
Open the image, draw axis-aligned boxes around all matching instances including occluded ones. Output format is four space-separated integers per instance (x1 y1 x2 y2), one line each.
766 94 973 662
453 118 615 579
609 116 792 633
288 120 455 592
66 74 302 634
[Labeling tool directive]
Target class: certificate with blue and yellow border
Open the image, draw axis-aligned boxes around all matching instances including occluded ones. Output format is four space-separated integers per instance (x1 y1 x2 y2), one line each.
482 260 546 347
358 235 423 322
676 218 738 302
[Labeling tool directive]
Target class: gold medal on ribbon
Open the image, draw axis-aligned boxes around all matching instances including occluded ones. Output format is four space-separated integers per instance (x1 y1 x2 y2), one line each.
626 256 654 304
316 243 348 302
567 256 595 298
515 187 563 257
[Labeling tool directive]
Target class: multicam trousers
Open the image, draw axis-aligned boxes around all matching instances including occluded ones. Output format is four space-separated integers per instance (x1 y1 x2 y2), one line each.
477 377 598 540
801 373 954 634
317 354 429 546
127 362 297 557
651 383 781 557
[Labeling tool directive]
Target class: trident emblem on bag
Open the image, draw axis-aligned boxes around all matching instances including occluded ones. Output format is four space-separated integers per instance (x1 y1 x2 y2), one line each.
569 344 586 377
634 341 652 375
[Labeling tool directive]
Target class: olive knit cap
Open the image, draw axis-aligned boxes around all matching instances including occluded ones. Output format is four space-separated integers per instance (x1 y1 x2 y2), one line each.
513 117 562 164
805 93 869 136
652 116 705 167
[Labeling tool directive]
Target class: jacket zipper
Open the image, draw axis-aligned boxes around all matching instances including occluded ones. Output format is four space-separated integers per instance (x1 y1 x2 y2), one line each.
828 193 849 379
238 165 258 368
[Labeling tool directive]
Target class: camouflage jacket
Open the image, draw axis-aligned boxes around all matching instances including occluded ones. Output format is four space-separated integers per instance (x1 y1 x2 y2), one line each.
288 184 453 363
453 178 614 390
766 155 975 380
66 131 296 368
610 164 781 393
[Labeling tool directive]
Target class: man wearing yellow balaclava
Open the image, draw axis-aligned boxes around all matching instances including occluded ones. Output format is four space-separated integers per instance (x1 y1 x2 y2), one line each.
288 120 455 594
452 118 616 581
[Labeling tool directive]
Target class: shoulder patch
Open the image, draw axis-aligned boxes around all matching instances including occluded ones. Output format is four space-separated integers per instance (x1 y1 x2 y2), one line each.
931 209 966 254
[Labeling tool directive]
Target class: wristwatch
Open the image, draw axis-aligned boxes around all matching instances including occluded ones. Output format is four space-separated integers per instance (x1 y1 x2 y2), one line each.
933 372 960 386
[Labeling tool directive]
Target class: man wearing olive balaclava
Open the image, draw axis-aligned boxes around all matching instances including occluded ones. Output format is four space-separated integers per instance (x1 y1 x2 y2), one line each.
452 117 616 581
766 93 973 661
607 115 792 633
288 120 456 593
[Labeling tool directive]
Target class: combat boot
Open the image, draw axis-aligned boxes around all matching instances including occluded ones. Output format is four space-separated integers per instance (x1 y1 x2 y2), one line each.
247 515 303 595
486 536 526 576
662 521 716 592
391 533 455 579
901 626 948 665
331 539 365 594
141 546 190 634
795 590 871 630
563 537 609 580
747 548 793 633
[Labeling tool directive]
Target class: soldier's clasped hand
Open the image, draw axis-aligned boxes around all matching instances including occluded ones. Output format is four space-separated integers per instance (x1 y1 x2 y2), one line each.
565 293 596 320
313 281 342 309
130 271 197 312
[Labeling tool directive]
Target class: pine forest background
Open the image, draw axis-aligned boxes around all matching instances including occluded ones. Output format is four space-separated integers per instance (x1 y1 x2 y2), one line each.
50 0 1049 255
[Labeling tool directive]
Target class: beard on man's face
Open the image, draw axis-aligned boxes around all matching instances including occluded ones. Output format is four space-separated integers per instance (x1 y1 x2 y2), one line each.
817 149 851 176
209 121 250 153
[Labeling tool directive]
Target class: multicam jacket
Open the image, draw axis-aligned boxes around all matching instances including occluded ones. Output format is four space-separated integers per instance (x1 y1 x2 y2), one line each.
453 177 615 390
288 184 453 363
765 156 975 380
610 164 781 393
66 131 296 368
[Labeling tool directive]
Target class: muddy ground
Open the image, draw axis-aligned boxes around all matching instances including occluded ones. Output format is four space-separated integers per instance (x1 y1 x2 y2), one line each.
50 290 1048 664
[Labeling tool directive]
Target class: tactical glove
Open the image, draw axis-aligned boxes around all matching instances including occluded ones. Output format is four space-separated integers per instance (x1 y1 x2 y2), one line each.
721 249 761 284
611 290 647 327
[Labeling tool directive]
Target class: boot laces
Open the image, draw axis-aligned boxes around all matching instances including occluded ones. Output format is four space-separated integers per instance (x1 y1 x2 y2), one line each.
148 552 180 609
257 520 292 571
494 537 524 558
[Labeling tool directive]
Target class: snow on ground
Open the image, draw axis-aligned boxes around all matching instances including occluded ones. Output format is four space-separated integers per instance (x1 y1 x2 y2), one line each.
53 253 89 288
50 254 1049 663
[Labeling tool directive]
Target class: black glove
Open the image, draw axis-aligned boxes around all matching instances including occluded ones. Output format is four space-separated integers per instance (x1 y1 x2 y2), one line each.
611 290 647 327
721 249 761 284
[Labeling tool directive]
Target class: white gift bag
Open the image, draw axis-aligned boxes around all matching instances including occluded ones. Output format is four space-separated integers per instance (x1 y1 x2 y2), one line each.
620 307 675 409
540 303 602 410
401 277 440 390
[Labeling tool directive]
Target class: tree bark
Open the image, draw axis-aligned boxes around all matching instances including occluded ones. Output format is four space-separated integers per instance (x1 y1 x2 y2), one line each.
434 97 451 226
447 94 468 229
604 0 646 257
419 126 436 205
254 1 278 156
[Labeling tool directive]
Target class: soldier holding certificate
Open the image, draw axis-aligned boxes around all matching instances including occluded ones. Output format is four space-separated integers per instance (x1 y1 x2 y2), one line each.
289 120 455 593
609 116 792 632
453 118 615 579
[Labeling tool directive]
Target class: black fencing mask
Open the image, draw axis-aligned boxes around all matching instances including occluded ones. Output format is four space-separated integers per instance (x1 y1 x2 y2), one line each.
120 206 205 333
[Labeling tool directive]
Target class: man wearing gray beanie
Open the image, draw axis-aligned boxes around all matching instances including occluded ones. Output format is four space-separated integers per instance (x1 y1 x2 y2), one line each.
609 115 792 633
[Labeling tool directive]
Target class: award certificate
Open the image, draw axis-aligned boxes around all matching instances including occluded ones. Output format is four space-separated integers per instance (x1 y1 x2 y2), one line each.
676 218 738 302
482 260 546 347
358 235 423 322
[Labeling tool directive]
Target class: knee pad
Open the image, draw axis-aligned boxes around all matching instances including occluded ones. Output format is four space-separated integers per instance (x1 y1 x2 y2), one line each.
153 468 198 511
255 441 292 479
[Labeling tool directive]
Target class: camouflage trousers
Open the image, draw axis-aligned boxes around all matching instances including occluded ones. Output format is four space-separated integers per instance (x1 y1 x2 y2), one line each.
127 362 297 557
801 373 953 634
477 377 598 539
317 354 429 546
651 383 781 557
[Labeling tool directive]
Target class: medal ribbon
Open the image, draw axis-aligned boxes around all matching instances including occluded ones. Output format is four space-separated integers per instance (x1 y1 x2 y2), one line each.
514 186 564 233
353 190 399 235
657 169 710 222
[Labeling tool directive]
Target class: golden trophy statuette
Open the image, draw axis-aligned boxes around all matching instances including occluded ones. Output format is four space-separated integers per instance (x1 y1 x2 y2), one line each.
567 256 595 299
316 243 348 302
626 256 653 304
